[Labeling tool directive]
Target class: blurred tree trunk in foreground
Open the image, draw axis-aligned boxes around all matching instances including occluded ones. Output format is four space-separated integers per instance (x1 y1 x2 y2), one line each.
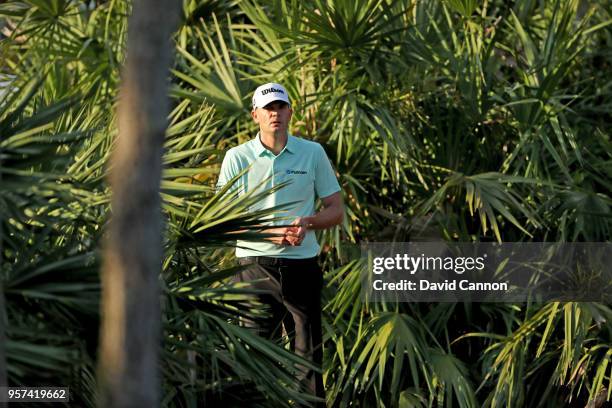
97 0 178 407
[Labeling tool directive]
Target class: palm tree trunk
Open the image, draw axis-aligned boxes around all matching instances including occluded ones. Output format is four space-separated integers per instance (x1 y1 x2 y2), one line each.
97 1 177 407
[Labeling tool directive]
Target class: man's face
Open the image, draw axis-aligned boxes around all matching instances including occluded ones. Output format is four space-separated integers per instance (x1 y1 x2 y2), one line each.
251 101 293 136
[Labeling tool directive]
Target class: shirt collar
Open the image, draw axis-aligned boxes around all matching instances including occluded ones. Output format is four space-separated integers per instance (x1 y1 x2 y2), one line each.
253 132 268 156
285 134 296 154
254 133 295 156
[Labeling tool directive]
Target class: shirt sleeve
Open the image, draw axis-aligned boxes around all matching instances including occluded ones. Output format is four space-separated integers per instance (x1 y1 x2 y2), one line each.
314 144 341 199
216 149 241 193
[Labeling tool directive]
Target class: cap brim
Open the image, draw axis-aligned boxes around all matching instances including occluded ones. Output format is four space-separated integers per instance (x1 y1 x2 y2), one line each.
253 93 291 109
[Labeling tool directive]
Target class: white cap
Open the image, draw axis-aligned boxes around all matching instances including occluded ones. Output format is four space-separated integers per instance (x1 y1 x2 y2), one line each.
252 82 290 110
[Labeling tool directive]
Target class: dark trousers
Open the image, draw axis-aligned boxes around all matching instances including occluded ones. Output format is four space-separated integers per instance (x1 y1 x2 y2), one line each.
236 257 325 408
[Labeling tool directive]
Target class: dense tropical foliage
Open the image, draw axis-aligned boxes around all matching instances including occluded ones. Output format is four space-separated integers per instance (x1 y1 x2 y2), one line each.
1 0 611 406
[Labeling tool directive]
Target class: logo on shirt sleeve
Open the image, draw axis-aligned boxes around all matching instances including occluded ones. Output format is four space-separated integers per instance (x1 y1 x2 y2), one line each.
286 169 307 175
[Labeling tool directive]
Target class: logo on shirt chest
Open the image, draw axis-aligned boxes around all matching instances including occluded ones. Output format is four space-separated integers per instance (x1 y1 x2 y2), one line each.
286 169 308 175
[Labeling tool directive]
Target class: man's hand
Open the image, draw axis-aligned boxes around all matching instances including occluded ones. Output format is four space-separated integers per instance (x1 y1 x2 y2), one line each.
262 226 292 245
261 191 343 247
285 217 308 246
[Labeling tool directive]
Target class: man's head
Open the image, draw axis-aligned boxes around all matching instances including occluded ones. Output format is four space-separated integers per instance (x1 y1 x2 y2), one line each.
251 82 292 137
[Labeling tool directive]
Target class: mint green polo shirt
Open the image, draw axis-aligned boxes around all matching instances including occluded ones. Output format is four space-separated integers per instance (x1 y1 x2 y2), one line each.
217 134 341 259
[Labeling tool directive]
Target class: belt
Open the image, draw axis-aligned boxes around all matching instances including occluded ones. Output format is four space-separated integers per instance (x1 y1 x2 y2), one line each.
239 256 317 267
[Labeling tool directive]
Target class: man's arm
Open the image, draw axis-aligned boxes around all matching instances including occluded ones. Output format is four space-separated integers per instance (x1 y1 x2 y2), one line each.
304 192 343 229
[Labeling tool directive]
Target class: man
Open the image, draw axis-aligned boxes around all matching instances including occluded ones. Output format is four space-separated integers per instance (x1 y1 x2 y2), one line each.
217 82 343 407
